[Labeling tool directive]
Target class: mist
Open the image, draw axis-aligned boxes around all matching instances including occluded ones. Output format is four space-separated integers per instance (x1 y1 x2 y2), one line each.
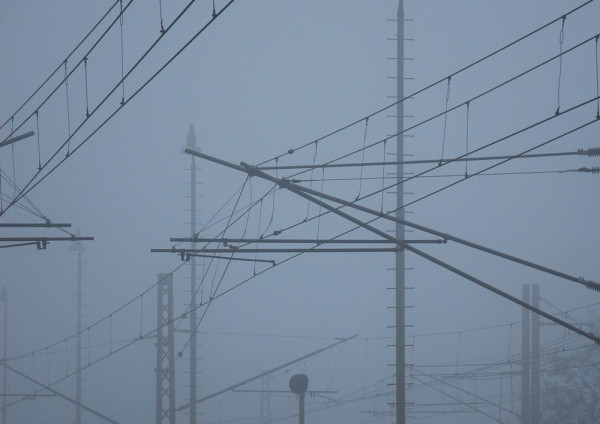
1 2 599 424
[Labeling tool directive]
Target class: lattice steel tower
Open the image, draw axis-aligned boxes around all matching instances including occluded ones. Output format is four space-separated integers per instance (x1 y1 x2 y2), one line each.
156 273 176 424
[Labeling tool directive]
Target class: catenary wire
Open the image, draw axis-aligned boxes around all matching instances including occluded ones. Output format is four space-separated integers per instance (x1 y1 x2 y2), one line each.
0 0 120 132
255 1 594 167
1 0 236 218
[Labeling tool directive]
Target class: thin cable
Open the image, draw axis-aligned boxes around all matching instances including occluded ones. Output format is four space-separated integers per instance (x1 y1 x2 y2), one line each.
464 102 470 178
10 118 16 198
439 77 451 164
159 0 165 33
380 140 387 213
35 111 41 170
84 57 90 117
256 1 594 168
64 61 72 155
284 95 599 247
1 0 134 152
254 198 263 274
276 32 600 185
1 0 235 218
356 117 369 200
119 0 125 105
304 142 319 220
4 262 187 363
0 0 120 132
316 166 325 239
596 35 600 119
401 117 598 213
261 161 277 237
241 177 252 237
556 16 566 115
139 294 144 338
4 14 596 229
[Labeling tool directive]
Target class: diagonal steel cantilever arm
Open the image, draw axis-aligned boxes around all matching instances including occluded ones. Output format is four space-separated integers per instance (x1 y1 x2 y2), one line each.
184 147 600 345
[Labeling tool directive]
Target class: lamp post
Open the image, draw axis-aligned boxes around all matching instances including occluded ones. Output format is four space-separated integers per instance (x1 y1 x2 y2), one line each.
289 374 308 424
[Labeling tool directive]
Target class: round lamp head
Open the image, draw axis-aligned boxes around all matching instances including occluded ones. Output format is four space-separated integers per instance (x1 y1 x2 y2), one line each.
289 374 309 394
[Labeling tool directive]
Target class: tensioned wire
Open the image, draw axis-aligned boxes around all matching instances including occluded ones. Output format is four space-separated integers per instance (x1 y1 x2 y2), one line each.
1 0 236 218
255 0 594 167
3 0 596 408
0 0 121 133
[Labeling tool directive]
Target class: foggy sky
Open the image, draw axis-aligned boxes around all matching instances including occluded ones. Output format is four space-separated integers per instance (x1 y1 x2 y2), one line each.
1 1 599 424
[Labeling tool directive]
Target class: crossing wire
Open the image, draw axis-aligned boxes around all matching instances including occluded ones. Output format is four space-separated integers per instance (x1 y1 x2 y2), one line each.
5 3 600 412
1 0 236 218
261 32 600 183
0 0 120 132
1 0 131 144
256 0 594 167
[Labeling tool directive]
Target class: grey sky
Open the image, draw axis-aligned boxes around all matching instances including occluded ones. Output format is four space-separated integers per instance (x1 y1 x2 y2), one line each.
1 1 599 423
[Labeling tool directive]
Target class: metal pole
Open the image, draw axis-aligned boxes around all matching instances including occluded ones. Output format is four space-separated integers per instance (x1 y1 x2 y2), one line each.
76 236 82 424
531 285 540 424
396 3 406 423
156 273 176 424
521 285 530 424
1 287 7 424
188 125 198 424
69 229 85 424
299 392 305 424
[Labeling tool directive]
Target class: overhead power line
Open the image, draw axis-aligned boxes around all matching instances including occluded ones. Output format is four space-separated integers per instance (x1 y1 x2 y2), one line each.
257 148 600 171
257 0 595 167
0 1 120 133
182 149 600 345
0 0 237 218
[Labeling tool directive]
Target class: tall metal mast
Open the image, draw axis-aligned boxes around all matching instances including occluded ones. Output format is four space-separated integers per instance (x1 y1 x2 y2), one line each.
69 229 85 424
395 2 406 423
156 273 176 424
186 125 200 424
1 287 7 424
521 285 531 424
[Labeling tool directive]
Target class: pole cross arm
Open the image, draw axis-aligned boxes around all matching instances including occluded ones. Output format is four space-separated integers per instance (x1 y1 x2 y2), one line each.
185 149 600 345
240 161 600 345
0 131 34 148
185 146 599 293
